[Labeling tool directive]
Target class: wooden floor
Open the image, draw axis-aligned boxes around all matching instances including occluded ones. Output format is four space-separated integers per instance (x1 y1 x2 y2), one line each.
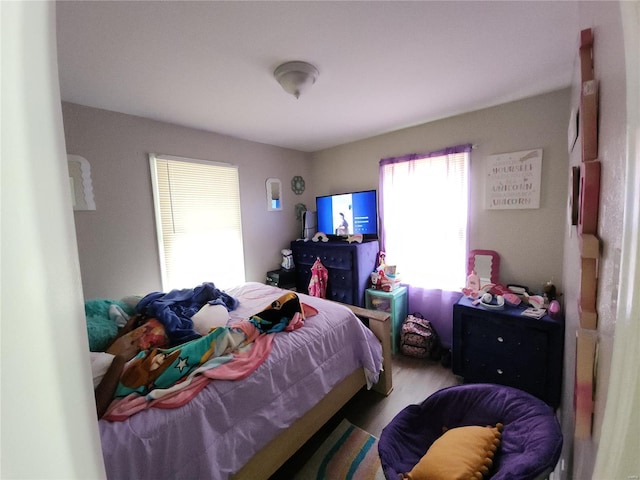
270 354 461 479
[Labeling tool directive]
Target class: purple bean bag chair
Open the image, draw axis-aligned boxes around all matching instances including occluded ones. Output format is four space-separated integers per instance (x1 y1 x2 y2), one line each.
378 383 563 480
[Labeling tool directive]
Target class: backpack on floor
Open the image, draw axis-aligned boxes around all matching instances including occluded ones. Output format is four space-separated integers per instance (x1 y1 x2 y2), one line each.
400 313 442 360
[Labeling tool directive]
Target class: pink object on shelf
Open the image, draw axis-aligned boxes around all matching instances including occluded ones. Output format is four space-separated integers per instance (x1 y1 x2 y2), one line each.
549 300 561 318
503 293 521 306
466 270 480 292
527 295 545 310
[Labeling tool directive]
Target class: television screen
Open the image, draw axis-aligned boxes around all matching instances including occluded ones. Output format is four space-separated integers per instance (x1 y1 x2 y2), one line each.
316 190 378 238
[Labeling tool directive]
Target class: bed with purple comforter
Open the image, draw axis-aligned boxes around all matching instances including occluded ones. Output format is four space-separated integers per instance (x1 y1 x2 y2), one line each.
99 282 383 480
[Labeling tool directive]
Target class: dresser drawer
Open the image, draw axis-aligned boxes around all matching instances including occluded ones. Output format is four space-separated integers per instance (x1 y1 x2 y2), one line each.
292 246 354 270
460 316 549 361
460 356 547 400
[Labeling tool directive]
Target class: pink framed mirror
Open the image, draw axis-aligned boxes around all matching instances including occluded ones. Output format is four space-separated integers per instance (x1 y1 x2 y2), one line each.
467 249 500 287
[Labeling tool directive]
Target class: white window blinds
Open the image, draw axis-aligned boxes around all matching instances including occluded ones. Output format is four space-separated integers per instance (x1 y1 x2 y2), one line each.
149 154 245 290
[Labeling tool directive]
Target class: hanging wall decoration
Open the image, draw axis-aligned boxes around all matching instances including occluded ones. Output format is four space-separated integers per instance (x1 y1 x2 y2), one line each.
576 27 601 331
485 149 542 210
574 27 600 440
574 329 598 438
67 154 96 211
569 166 581 226
291 175 305 195
266 178 282 211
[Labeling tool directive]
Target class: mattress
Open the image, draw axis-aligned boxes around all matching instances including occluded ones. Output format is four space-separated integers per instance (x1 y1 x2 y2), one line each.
99 282 383 479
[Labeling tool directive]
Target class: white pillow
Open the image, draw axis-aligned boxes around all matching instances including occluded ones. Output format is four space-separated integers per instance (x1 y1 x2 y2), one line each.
192 304 230 335
90 351 115 389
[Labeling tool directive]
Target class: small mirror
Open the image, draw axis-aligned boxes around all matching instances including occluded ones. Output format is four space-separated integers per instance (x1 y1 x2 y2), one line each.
67 154 96 211
266 178 282 211
468 249 500 287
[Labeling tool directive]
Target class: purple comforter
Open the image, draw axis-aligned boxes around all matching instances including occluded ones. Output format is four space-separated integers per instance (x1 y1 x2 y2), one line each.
100 283 383 480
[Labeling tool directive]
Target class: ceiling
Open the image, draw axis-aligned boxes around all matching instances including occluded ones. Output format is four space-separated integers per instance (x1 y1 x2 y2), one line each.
56 1 579 153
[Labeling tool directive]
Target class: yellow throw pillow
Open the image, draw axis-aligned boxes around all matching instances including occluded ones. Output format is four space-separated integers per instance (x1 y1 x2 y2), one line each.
403 424 503 480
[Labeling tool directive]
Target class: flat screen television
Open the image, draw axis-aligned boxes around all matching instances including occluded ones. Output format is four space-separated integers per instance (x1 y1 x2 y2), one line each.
316 189 378 239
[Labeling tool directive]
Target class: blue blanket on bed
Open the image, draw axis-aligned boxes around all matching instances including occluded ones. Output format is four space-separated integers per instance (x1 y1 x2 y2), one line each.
136 282 238 345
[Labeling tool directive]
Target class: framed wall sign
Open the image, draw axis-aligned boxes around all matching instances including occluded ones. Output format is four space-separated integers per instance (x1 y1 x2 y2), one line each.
486 149 543 210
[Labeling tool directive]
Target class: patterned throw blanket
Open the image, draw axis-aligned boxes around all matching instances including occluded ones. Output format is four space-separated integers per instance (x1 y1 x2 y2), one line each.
103 292 314 421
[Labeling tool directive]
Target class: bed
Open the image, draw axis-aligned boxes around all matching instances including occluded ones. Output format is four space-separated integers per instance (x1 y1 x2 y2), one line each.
97 282 391 480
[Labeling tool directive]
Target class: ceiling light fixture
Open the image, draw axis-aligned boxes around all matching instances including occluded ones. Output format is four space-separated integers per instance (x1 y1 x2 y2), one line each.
274 61 319 99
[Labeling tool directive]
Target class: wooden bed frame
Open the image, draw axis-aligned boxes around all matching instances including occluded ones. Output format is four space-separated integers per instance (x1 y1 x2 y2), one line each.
232 303 393 479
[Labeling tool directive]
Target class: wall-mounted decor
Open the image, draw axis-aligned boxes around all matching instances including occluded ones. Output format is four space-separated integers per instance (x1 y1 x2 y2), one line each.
485 149 542 210
266 178 282 211
574 29 600 444
574 29 601 332
568 108 579 153
574 328 598 438
581 80 599 161
569 166 581 226
579 234 599 329
579 28 594 82
578 160 601 235
291 175 305 195
579 28 598 162
67 154 96 210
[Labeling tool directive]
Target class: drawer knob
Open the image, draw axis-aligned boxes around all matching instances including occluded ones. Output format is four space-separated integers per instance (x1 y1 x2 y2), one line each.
497 336 504 342
497 369 504 375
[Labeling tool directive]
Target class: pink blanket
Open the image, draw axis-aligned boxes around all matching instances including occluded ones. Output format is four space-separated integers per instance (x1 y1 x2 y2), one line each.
103 325 273 421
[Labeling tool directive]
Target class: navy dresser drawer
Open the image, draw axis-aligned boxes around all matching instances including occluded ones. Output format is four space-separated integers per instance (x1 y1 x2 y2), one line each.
452 296 564 408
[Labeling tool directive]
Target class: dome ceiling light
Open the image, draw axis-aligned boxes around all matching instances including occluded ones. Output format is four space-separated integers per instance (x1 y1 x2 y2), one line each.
273 61 319 99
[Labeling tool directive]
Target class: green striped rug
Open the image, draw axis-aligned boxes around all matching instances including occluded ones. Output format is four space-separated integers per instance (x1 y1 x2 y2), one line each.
294 419 385 480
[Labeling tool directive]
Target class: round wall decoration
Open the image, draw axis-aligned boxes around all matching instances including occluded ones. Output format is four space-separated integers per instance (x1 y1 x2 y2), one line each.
291 175 305 194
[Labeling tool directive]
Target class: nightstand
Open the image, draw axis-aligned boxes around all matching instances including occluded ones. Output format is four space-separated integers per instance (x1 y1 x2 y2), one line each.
365 286 408 354
452 296 564 408
266 269 296 290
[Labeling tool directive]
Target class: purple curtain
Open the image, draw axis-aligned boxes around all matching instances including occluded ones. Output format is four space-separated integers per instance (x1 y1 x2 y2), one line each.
379 144 471 351
406 286 462 350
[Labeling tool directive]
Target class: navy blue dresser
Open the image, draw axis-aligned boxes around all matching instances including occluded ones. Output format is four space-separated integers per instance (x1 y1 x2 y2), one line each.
290 240 379 307
452 296 564 408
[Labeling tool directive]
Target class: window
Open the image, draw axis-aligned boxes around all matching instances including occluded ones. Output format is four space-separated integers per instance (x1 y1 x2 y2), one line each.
149 154 245 290
379 144 470 291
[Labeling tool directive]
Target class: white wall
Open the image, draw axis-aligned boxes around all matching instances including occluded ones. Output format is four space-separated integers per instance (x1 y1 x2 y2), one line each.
564 2 640 479
1 2 105 478
62 103 312 299
311 90 571 294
